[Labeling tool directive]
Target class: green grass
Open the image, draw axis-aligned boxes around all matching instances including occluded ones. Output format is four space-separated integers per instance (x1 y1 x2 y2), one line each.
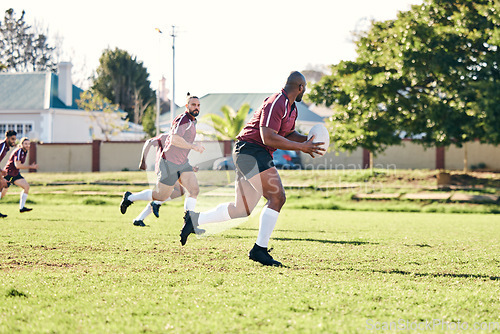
11 169 500 215
0 194 499 332
0 171 499 332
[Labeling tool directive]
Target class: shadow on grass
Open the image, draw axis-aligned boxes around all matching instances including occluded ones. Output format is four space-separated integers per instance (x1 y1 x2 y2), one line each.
274 237 375 245
404 243 432 248
222 234 374 245
234 227 328 233
374 269 499 281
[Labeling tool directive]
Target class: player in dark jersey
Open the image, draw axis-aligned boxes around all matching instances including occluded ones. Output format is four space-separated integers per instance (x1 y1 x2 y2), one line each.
0 130 18 218
120 95 205 222
180 72 324 266
1 137 39 213
132 132 200 227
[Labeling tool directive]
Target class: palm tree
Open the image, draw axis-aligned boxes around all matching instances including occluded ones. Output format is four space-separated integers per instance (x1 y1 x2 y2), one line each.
199 103 250 140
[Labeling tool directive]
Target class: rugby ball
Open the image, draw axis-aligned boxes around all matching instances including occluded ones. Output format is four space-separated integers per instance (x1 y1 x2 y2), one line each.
307 124 330 157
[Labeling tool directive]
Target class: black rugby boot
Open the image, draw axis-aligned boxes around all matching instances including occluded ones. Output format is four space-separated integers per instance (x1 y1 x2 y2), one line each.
249 244 282 267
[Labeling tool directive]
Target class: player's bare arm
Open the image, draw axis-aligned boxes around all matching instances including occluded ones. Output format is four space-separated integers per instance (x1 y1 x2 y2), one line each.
285 130 308 143
14 160 38 170
170 134 205 153
0 177 7 189
260 127 324 157
139 138 155 170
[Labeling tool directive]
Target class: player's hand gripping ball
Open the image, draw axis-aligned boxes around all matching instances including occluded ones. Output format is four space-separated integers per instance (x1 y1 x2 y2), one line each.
307 124 330 158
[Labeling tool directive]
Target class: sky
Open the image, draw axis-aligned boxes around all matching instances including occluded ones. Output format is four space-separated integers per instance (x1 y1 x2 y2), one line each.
8 0 422 104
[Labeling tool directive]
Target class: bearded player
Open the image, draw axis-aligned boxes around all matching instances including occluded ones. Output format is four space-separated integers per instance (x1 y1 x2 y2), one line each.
132 132 199 227
120 94 205 221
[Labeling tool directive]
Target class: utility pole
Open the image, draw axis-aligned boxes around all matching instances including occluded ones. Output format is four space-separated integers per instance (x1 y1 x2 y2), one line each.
170 25 176 129
155 28 162 136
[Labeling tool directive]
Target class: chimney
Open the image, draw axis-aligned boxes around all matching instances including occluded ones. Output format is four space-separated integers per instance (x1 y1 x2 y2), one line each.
58 62 73 107
160 76 169 101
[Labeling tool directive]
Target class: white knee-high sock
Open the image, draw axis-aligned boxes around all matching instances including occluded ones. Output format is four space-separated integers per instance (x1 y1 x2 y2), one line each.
135 204 152 221
129 189 152 202
255 206 280 248
198 203 231 225
184 197 197 211
135 198 170 221
20 191 28 209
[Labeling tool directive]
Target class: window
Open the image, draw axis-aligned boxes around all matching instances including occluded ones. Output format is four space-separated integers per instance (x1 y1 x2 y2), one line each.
0 122 35 138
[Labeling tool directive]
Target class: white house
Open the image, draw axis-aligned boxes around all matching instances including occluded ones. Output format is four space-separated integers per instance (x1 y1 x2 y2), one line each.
0 62 145 142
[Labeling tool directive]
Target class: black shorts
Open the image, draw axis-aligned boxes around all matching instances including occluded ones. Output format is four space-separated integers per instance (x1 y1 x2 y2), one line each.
4 173 23 187
233 141 274 180
158 159 193 186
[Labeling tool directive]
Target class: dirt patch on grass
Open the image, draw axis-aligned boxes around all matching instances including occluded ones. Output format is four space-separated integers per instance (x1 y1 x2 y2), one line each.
381 171 500 189
2 259 75 269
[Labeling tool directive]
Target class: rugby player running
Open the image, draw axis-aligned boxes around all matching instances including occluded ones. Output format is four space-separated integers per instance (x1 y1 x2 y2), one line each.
120 95 205 221
0 130 18 218
132 132 200 227
180 71 324 266
1 137 39 213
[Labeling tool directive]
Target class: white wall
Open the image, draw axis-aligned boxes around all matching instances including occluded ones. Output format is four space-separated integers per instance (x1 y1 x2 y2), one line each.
374 141 435 169
52 110 93 142
446 142 500 170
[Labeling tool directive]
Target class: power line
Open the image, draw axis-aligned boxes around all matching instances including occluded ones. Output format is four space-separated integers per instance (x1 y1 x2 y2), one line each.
170 25 176 129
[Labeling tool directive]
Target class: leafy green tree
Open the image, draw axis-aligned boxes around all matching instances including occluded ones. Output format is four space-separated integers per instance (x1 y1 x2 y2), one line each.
77 90 129 141
141 105 157 138
308 0 499 167
307 60 403 156
199 103 250 141
91 48 155 124
0 8 57 72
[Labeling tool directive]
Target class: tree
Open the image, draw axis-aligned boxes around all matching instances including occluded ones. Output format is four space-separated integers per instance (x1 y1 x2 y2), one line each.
199 103 250 141
307 60 404 157
308 0 499 169
91 48 156 124
77 90 129 141
0 8 57 72
141 105 157 138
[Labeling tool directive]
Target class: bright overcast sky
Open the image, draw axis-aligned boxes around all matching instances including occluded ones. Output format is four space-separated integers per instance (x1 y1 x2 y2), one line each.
7 0 422 103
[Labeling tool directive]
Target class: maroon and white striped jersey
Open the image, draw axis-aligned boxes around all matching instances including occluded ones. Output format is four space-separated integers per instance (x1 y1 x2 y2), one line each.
5 147 26 177
237 89 298 155
161 111 197 165
0 139 11 163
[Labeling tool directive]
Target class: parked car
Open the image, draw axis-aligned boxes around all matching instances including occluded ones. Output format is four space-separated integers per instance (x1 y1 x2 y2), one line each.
212 149 302 171
273 149 302 169
212 156 235 170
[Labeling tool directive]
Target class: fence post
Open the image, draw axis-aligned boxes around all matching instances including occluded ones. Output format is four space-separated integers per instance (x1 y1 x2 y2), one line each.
92 140 101 172
436 146 445 170
29 141 37 173
223 140 232 157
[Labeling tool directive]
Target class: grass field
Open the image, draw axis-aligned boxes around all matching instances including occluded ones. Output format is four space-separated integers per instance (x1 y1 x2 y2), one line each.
0 171 499 333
